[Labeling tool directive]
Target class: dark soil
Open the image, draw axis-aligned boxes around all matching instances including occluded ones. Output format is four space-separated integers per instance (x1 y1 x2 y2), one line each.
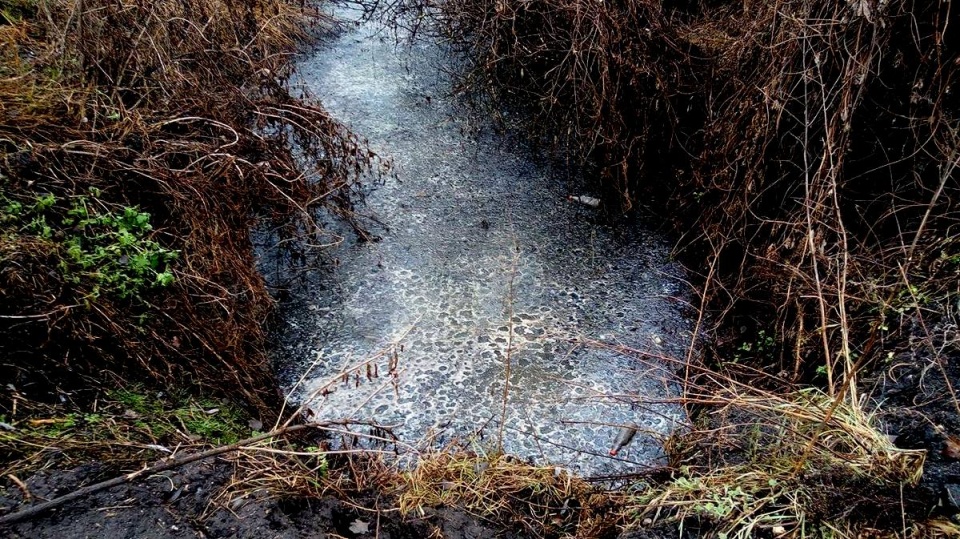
0 461 505 539
869 316 960 518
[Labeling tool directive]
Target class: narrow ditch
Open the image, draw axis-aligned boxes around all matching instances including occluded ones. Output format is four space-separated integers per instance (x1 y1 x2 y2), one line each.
274 10 693 477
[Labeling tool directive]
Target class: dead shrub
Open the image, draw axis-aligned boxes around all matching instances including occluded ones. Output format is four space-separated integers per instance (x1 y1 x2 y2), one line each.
0 0 374 420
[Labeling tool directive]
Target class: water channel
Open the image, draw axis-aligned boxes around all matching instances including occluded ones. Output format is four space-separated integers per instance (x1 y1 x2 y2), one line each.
274 10 692 477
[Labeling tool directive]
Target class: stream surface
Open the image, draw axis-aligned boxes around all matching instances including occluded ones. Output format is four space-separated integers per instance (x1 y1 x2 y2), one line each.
276 12 692 477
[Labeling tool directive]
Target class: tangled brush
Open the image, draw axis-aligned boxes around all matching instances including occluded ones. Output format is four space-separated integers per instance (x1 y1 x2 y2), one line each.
0 0 374 420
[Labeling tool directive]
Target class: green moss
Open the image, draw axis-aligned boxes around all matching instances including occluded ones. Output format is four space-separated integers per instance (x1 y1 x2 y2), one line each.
110 388 164 416
107 388 248 444
1 387 259 475
174 401 248 445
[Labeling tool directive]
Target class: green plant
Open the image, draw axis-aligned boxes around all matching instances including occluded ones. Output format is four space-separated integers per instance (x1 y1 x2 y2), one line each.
110 388 164 416
173 402 247 445
630 387 925 539
106 388 247 445
1 189 179 301
731 330 776 364
60 197 178 299
305 446 330 477
1 388 263 476
34 193 56 210
0 199 22 222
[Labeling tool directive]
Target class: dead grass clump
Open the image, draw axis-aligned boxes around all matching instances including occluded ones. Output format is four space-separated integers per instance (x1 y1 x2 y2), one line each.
211 399 924 538
204 433 335 519
631 385 926 538
0 0 373 420
396 451 608 535
214 440 620 538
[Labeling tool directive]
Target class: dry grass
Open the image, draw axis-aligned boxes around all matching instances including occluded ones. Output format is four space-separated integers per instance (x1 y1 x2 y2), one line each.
1 374 933 538
202 355 931 538
215 440 619 538
396 451 596 531
631 386 926 538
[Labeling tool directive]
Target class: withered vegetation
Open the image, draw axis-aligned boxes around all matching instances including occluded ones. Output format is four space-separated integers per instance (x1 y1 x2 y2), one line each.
0 0 372 420
2 0 959 536
419 0 959 386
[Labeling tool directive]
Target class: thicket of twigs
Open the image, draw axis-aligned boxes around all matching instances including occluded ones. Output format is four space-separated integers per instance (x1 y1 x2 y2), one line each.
411 0 959 388
0 0 371 420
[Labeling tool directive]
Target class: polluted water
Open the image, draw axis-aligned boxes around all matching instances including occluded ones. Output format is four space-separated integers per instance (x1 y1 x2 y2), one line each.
272 9 693 478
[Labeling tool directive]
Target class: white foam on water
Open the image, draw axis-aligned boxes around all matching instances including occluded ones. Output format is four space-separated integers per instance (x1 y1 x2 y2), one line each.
277 10 692 477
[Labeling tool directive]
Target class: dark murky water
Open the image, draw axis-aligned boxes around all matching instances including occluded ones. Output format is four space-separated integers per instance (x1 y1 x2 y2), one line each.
276 11 691 477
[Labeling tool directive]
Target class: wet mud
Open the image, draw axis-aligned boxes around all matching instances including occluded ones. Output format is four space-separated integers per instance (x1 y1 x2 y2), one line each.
0 462 504 539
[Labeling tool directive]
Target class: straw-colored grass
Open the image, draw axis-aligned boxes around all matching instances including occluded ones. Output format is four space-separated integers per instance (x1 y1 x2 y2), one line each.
629 387 925 539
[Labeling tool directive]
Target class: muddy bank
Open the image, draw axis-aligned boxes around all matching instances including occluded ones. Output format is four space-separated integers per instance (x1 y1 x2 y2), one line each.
0 461 506 539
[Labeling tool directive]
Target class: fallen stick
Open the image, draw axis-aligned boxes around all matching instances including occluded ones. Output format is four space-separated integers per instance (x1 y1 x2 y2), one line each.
0 424 309 526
